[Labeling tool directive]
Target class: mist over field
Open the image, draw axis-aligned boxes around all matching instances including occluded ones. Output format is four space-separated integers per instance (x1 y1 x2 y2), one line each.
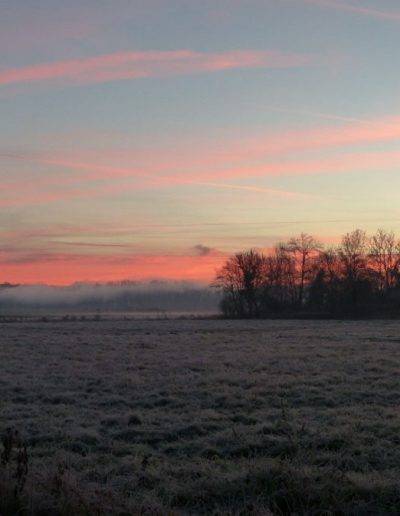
0 281 221 314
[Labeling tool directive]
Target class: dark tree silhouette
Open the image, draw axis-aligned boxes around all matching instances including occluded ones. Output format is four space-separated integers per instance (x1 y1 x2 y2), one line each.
215 229 400 318
285 233 322 307
214 249 266 318
369 229 400 292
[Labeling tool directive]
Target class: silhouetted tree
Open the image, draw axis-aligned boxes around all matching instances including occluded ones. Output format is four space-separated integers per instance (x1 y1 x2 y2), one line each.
215 229 400 318
268 244 297 308
338 230 372 313
309 248 342 314
369 229 400 293
339 229 368 282
285 233 322 307
214 249 266 317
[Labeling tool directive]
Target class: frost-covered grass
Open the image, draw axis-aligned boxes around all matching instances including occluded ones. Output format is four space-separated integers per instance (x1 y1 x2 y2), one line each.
1 319 400 514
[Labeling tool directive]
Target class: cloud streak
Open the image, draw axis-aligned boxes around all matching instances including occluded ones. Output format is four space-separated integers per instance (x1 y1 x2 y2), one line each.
4 113 400 182
300 0 400 22
0 49 312 88
190 181 318 199
3 111 400 207
2 149 397 208
201 150 400 182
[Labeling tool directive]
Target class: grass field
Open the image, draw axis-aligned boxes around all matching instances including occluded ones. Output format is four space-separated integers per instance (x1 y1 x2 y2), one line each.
1 318 400 514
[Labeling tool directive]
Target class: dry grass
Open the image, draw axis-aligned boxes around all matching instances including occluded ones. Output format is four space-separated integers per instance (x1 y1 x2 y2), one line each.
1 318 400 514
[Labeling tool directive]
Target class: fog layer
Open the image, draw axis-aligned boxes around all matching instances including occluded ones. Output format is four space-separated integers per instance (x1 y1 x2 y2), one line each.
0 281 220 313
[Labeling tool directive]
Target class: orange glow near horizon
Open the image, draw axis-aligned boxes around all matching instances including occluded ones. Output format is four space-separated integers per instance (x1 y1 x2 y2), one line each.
0 253 228 286
0 234 343 286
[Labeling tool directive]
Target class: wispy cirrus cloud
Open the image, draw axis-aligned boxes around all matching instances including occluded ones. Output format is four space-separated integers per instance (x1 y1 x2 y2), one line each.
2 111 400 207
188 181 319 199
199 150 400 182
299 0 400 21
0 49 312 89
230 115 400 158
0 152 322 208
4 113 400 181
0 174 315 208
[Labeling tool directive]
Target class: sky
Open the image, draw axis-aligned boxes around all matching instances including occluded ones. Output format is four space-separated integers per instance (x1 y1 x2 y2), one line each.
1 0 400 285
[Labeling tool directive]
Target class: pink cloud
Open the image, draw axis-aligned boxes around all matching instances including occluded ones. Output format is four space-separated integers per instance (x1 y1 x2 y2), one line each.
0 49 312 88
0 174 316 208
4 112 400 184
43 147 400 186
301 0 400 21
0 151 322 207
224 115 400 160
185 180 319 199
46 114 400 171
197 150 400 182
3 112 400 207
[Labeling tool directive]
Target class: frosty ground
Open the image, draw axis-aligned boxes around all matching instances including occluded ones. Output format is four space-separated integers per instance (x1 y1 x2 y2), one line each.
1 318 400 514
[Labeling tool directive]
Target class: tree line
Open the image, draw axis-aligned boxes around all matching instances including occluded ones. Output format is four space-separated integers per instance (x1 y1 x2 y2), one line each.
214 229 400 318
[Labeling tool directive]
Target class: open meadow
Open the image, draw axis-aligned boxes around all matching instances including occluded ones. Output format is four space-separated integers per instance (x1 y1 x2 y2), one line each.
1 318 400 514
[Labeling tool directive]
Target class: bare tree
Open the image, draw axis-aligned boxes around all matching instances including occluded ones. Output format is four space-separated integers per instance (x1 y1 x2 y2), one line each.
339 229 368 282
369 229 400 292
214 228 400 318
309 247 343 312
214 249 266 317
285 233 322 306
319 248 341 284
270 244 297 306
338 229 373 311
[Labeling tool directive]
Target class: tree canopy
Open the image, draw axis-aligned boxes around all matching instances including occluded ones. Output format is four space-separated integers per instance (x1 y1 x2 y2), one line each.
214 229 400 318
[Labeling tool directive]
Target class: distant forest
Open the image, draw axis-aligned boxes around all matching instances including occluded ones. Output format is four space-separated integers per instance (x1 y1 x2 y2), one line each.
214 229 400 318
